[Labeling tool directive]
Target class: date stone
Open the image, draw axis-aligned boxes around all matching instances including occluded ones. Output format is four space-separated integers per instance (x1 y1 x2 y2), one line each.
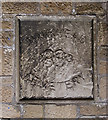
17 16 94 100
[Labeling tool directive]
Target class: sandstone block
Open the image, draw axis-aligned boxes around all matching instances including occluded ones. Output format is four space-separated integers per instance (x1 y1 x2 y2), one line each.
99 61 108 75
76 3 105 15
45 105 77 118
99 46 108 60
1 48 13 75
23 105 43 118
2 31 13 46
2 21 13 30
41 2 72 15
80 104 107 116
2 2 39 14
99 77 108 101
0 104 20 118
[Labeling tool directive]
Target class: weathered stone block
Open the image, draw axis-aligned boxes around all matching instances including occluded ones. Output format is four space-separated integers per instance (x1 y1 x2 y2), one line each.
99 77 108 101
0 77 13 103
80 104 107 116
99 61 108 74
45 105 77 118
0 104 20 118
1 77 13 85
2 21 13 29
23 105 43 118
76 3 105 15
2 2 39 14
98 23 108 46
1 48 13 75
2 31 13 46
17 16 94 100
41 2 72 14
99 46 108 60
0 48 2 75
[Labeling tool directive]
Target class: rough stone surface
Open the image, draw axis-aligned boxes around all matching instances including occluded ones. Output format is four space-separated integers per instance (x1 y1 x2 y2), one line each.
2 31 13 46
80 104 107 116
1 48 13 75
99 61 108 74
0 77 13 103
2 21 13 29
99 77 108 101
98 23 108 45
0 104 20 118
23 105 43 118
18 16 93 99
99 46 108 61
76 3 105 15
45 105 77 118
0 48 2 75
2 2 39 14
41 2 72 14
1 85 13 103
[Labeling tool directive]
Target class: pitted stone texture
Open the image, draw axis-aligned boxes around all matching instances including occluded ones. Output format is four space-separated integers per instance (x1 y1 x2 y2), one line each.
2 2 39 14
0 77 13 103
99 46 108 61
99 61 108 74
18 16 93 99
0 48 2 75
2 21 13 29
80 104 107 116
98 23 108 46
1 48 13 75
41 2 72 14
2 31 13 46
23 105 43 118
99 77 108 101
45 105 77 118
0 104 20 118
76 3 105 15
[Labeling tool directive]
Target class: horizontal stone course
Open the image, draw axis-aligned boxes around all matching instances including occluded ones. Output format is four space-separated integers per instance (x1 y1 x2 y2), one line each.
23 105 43 118
80 104 107 116
0 104 20 118
2 2 39 14
45 105 77 118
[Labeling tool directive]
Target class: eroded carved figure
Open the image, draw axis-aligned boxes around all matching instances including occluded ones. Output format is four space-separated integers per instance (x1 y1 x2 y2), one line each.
19 19 93 99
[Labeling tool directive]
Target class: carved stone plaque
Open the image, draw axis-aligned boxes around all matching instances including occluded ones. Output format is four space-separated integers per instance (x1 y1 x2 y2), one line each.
16 16 94 100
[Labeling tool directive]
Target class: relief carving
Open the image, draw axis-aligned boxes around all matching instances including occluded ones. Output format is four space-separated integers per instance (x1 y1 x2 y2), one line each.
19 18 93 99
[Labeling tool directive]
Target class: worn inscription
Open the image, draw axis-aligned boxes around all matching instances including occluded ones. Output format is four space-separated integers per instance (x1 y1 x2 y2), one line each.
19 17 93 99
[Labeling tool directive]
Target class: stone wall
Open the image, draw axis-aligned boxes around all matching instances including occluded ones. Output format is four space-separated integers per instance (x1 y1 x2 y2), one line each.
0 2 108 119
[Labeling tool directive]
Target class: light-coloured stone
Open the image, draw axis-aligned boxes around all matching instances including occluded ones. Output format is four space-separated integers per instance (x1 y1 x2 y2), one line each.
99 61 108 75
1 48 13 75
45 105 77 118
99 77 108 101
23 105 43 118
2 31 13 46
1 77 13 85
1 85 13 103
0 48 2 75
2 2 39 14
80 104 107 116
0 104 20 118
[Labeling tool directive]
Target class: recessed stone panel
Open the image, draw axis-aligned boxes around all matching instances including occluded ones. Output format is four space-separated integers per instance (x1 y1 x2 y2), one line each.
16 16 94 100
